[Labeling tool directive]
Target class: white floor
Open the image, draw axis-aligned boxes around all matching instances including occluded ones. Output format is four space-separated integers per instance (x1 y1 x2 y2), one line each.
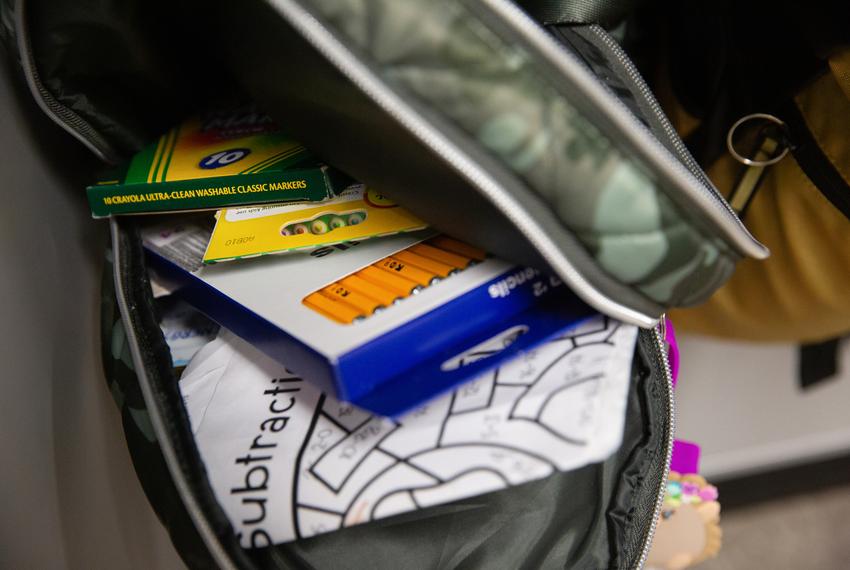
699 483 850 570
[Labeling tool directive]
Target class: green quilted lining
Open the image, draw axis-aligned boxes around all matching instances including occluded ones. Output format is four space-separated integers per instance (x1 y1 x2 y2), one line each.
305 0 735 305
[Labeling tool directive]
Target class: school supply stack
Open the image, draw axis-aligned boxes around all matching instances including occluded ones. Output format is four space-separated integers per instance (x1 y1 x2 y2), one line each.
89 105 593 415
143 217 593 416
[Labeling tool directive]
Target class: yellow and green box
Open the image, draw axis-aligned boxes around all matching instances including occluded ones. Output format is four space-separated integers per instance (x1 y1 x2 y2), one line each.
87 107 350 217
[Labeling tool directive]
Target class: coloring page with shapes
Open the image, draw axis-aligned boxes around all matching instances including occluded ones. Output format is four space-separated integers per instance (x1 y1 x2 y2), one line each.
179 316 638 547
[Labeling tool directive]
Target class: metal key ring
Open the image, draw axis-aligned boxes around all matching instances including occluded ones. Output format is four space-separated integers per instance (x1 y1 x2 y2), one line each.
726 113 790 167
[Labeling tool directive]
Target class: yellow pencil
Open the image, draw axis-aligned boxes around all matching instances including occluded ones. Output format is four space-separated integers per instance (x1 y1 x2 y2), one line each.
393 250 456 278
340 274 401 306
427 236 487 261
357 266 422 297
375 257 440 287
409 243 472 270
303 292 364 324
321 284 385 315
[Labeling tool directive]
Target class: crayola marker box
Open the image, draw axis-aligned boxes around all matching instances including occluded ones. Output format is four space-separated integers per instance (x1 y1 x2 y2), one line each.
142 221 594 416
87 105 351 218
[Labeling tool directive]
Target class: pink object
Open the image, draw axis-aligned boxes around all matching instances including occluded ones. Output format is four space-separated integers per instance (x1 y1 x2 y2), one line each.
698 486 719 502
665 316 680 387
670 439 701 474
665 319 709 484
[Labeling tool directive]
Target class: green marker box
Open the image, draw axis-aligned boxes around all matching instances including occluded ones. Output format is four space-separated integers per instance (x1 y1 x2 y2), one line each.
87 107 351 218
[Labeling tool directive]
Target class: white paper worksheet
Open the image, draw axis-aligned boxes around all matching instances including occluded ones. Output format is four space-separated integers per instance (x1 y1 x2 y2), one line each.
180 316 638 548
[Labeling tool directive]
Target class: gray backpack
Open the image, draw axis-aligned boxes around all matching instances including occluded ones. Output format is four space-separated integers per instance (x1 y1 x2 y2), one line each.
8 0 757 567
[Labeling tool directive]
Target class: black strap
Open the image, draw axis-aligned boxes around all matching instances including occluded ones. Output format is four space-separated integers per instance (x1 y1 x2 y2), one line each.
516 0 634 26
798 337 843 389
780 99 850 221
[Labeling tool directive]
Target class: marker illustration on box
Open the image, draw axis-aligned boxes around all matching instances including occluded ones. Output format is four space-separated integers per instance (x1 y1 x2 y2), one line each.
203 185 427 263
282 210 367 236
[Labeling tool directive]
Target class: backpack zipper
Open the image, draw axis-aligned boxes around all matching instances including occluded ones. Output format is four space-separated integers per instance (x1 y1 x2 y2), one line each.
582 26 733 216
110 220 239 570
635 324 676 569
477 1 767 261
14 0 118 163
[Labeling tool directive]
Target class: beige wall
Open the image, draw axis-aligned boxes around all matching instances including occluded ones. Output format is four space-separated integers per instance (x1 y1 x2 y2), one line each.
677 335 850 480
0 59 183 569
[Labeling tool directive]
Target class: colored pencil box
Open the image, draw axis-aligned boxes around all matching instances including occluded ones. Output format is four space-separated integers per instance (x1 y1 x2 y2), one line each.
142 221 594 416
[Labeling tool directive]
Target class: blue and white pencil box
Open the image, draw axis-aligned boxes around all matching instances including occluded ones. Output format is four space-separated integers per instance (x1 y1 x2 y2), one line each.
142 221 593 416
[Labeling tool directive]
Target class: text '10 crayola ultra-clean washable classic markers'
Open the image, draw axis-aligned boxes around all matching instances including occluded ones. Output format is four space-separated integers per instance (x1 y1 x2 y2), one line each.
87 104 351 217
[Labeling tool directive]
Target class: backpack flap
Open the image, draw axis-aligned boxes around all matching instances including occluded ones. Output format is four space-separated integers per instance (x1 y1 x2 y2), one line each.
13 0 767 327
215 0 767 328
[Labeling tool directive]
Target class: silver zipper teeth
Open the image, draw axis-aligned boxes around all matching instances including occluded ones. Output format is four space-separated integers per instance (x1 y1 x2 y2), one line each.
15 0 117 163
269 0 659 328
478 0 768 261
585 26 748 232
636 324 676 569
110 220 238 570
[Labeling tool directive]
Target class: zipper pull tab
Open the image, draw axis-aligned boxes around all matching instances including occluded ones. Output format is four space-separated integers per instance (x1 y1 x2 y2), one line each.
725 113 791 217
658 314 680 388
